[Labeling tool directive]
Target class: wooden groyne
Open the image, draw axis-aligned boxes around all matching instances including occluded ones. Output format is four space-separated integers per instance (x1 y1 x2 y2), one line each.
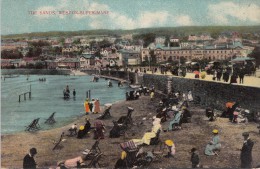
99 75 129 83
18 85 32 102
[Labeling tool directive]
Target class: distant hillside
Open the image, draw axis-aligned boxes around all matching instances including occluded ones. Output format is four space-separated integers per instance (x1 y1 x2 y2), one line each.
2 26 260 39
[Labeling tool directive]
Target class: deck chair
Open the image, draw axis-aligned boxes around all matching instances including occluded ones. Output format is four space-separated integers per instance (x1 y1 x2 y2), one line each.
79 153 103 168
53 132 65 150
150 130 161 145
117 107 134 128
25 118 41 131
82 139 101 160
97 106 111 120
120 140 139 168
109 121 126 138
67 124 77 136
45 112 56 124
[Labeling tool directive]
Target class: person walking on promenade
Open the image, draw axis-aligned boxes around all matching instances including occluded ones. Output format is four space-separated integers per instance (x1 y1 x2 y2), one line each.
230 73 238 84
240 132 254 168
23 148 37 169
239 68 245 84
216 69 222 81
190 148 200 168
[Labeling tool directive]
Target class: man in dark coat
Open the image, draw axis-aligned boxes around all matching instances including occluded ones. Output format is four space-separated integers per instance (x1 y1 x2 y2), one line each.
241 132 254 168
190 148 200 168
239 69 245 84
23 148 37 169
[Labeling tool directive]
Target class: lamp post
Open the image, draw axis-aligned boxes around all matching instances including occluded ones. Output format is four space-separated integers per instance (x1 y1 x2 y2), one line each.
148 56 151 71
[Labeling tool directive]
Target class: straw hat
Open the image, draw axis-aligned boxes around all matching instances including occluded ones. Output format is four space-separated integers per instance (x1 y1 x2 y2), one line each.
212 129 218 134
165 140 174 146
79 126 84 131
121 151 127 160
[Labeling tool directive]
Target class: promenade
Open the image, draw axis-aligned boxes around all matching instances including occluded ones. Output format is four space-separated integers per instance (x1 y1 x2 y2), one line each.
146 70 260 88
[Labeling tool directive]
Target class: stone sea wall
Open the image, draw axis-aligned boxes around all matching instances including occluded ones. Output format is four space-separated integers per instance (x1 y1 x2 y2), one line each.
143 74 260 113
100 71 260 113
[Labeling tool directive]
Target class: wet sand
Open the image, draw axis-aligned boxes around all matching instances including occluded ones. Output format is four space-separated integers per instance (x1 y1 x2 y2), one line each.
1 94 260 168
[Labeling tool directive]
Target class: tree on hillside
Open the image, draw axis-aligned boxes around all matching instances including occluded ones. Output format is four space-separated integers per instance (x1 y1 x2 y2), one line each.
29 40 50 47
248 46 260 67
73 38 81 44
133 33 156 48
149 50 157 66
164 36 170 47
26 47 42 58
98 40 112 48
58 37 65 44
90 40 97 49
1 50 23 59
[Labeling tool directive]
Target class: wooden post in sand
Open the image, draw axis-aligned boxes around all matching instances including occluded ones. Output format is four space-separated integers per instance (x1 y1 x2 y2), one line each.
86 91 89 99
29 85 31 99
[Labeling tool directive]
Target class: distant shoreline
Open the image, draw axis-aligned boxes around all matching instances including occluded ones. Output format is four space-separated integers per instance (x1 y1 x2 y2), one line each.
1 69 71 75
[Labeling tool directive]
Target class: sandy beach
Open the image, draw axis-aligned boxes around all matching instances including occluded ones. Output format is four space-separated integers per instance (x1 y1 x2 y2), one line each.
1 92 260 168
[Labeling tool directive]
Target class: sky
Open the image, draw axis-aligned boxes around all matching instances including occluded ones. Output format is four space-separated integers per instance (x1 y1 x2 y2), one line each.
1 0 260 35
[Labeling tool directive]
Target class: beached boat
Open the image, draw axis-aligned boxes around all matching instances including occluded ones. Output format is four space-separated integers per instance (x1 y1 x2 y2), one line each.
129 84 141 89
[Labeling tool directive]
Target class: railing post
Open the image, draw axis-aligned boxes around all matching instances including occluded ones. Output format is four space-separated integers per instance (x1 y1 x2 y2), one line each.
24 93 26 100
89 90 91 100
19 95 21 102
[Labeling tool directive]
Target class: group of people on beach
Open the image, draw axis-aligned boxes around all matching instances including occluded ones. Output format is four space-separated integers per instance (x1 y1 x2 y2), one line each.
22 84 256 169
63 85 76 98
39 78 46 82
84 98 101 115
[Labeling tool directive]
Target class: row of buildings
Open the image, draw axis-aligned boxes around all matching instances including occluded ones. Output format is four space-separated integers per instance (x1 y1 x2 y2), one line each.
1 33 257 69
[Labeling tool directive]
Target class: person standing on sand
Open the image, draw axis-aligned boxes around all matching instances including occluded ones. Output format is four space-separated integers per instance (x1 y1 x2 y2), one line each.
94 99 101 114
164 140 176 158
150 91 154 101
240 132 254 168
84 99 90 115
23 148 37 169
73 89 76 97
190 148 200 168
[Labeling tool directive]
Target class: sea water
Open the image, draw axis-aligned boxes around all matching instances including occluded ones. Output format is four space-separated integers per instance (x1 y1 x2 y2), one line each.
1 75 130 134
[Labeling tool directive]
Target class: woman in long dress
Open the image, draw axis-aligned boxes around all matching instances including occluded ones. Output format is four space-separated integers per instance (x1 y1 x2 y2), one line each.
205 129 221 155
94 99 101 114
84 99 90 115
132 117 162 145
168 110 182 131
